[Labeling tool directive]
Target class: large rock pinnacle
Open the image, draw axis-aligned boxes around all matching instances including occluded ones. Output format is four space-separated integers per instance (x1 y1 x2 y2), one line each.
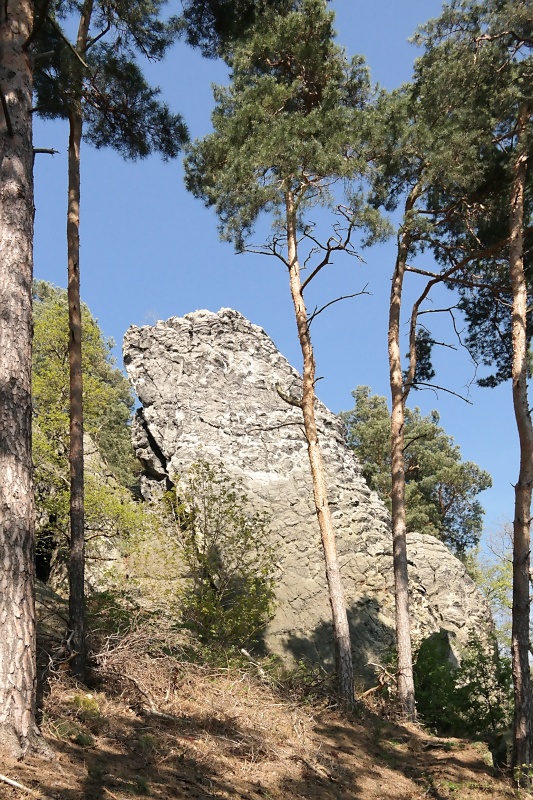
124 308 490 679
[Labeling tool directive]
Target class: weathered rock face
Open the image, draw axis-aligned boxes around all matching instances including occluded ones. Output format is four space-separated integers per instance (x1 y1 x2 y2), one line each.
123 308 490 681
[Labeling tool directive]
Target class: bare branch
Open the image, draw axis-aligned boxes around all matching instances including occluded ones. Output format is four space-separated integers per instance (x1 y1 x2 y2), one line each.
275 382 303 409
46 15 93 73
32 50 55 62
86 21 111 50
404 433 432 452
241 235 289 267
476 30 533 47
417 305 459 316
404 381 473 404
0 773 53 800
405 264 508 293
300 210 362 293
308 287 370 326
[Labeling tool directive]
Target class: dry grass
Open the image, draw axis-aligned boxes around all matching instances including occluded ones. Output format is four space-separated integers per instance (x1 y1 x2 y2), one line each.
0 616 524 800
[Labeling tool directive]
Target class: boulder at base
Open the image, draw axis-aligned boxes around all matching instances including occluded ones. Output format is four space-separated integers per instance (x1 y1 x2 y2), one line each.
123 309 491 681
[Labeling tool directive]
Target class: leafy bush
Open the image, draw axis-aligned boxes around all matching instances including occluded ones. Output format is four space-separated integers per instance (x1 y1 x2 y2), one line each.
32 281 142 581
414 631 512 738
164 462 276 649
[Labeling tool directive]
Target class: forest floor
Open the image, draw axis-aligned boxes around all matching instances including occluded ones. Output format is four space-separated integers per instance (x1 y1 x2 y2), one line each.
0 646 523 800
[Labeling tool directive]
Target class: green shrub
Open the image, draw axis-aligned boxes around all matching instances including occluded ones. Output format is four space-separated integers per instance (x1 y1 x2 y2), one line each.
414 631 512 737
164 462 276 649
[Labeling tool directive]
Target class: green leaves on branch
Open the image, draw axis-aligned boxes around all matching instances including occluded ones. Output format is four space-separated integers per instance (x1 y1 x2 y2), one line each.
340 386 492 556
164 462 276 649
33 281 136 484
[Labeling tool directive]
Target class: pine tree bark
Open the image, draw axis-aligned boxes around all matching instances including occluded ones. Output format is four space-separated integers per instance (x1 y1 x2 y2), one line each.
67 0 93 681
285 191 354 708
0 0 38 757
387 185 420 721
509 104 532 784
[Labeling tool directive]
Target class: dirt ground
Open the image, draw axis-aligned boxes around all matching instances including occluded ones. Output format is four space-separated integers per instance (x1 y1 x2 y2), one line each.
0 659 522 800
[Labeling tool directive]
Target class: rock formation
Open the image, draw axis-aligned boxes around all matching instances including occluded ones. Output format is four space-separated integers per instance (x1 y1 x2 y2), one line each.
123 309 490 681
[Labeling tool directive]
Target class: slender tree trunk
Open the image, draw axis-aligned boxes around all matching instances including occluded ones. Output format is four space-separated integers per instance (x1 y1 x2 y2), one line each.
67 103 86 679
67 0 93 681
387 186 420 720
0 0 38 757
285 191 354 708
509 105 532 784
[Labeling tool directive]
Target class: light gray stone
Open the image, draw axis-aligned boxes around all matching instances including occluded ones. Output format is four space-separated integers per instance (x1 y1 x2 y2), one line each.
123 308 491 682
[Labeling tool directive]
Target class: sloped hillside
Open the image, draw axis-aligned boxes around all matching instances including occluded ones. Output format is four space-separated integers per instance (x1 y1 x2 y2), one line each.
0 618 516 800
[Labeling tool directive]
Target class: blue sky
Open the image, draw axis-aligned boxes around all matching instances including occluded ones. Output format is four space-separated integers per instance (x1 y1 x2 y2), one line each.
33 0 517 539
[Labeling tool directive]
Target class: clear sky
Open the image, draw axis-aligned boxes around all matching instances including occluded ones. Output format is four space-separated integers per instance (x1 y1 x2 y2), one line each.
33 0 517 540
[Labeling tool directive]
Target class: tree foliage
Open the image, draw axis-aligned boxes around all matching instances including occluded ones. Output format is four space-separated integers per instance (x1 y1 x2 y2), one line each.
183 0 389 707
32 282 140 577
33 281 136 484
184 0 384 251
178 0 303 58
412 0 533 388
32 0 188 160
164 462 276 649
414 632 512 738
341 386 492 556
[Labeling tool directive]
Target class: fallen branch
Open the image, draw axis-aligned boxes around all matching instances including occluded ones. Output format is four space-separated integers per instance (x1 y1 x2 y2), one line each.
103 788 122 800
292 755 337 783
357 662 398 701
240 648 267 678
0 772 53 800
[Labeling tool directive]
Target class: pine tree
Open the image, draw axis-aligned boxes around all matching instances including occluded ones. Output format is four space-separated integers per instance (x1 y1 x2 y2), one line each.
185 0 386 707
0 0 39 757
31 0 188 680
414 0 533 779
364 74 510 720
341 387 492 556
179 0 301 57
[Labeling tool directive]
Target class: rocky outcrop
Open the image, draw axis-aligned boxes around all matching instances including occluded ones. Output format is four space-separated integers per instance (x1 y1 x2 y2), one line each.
123 309 490 680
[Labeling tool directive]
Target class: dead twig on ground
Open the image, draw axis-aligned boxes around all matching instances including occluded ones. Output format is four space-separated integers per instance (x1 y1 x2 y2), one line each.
0 772 54 800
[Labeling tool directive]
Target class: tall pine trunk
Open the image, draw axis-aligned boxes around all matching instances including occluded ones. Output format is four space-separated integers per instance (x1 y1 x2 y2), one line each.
67 102 86 679
285 191 354 708
0 0 38 756
509 104 532 783
67 0 93 681
387 186 420 720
